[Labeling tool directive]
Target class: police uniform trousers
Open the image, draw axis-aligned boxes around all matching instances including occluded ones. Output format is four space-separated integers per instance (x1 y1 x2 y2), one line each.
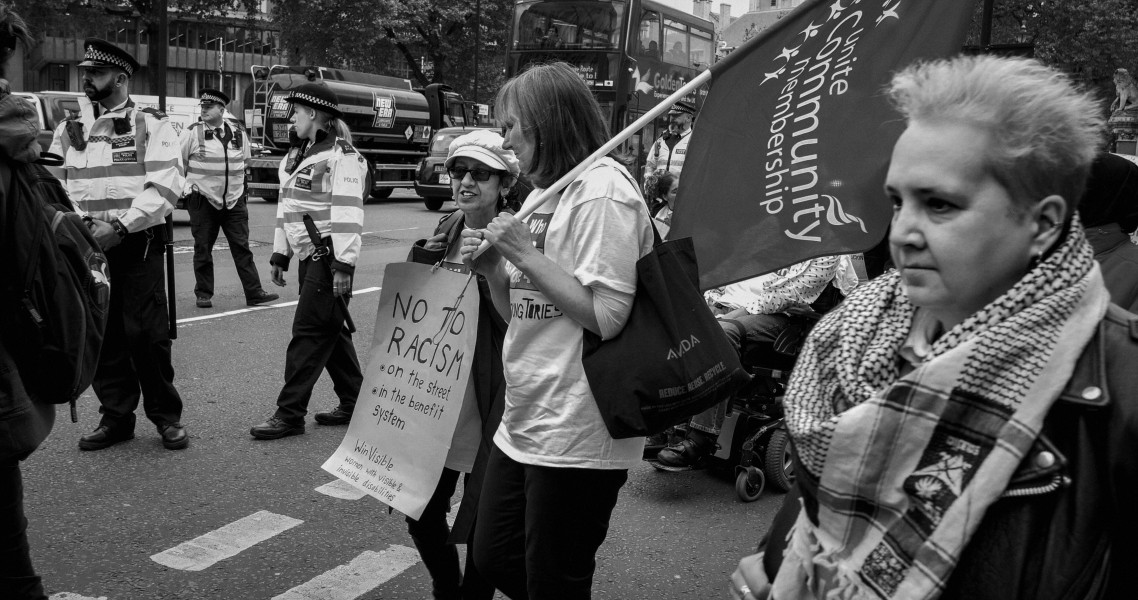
273 255 362 423
94 227 183 434
188 197 265 301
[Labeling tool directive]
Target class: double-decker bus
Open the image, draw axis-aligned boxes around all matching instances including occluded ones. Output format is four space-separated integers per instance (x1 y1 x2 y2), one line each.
505 0 714 179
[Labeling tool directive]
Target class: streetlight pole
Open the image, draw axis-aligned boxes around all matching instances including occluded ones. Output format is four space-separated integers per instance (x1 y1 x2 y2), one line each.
157 0 167 111
473 0 480 105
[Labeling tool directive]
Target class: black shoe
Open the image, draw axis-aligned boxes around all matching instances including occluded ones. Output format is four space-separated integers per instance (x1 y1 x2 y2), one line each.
196 295 212 308
655 438 713 469
246 291 280 306
250 416 304 440
643 431 670 459
314 406 353 426
160 423 189 450
78 426 134 451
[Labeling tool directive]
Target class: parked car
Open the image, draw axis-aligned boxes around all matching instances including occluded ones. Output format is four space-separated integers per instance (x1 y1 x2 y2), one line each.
414 125 496 211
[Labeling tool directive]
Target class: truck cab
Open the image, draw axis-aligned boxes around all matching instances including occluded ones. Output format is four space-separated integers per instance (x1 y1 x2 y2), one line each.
246 65 474 202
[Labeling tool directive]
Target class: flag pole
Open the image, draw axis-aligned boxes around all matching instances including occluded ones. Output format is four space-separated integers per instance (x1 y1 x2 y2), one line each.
516 69 712 221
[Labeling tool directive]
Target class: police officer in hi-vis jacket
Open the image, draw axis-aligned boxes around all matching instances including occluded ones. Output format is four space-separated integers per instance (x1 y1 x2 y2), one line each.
180 88 278 309
249 83 367 440
49 39 189 451
644 100 695 179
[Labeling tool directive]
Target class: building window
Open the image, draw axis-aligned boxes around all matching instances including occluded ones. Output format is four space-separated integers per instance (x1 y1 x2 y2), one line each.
104 17 136 45
165 69 187 97
200 71 220 91
45 63 69 91
222 74 236 101
171 22 190 47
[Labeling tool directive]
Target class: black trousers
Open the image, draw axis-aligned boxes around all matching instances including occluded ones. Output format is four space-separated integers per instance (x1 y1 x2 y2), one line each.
406 467 495 600
188 198 265 300
94 230 183 433
473 446 628 600
0 460 46 600
273 257 362 422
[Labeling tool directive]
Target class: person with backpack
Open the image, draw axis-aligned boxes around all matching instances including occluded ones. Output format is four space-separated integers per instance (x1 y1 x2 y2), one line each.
180 88 278 309
0 8 55 599
48 39 190 452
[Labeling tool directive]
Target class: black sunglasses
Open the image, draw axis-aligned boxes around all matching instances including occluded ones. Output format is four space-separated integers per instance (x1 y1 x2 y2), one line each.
448 167 503 182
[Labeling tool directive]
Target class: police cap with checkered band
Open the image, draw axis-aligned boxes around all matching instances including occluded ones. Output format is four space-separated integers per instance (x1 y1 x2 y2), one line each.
77 38 140 77
199 88 230 106
285 83 342 120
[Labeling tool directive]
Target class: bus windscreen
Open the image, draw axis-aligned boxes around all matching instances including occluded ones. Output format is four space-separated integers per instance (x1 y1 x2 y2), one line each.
512 1 626 51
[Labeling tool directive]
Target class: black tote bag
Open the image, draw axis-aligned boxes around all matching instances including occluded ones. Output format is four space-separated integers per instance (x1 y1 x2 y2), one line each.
582 233 750 439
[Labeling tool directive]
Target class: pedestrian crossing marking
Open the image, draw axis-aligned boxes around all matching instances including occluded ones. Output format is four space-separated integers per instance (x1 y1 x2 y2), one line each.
271 545 420 600
149 510 303 571
315 478 368 500
49 594 107 600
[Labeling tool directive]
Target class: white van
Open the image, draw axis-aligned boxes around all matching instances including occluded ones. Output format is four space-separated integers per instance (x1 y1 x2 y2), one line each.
130 94 201 135
30 91 202 144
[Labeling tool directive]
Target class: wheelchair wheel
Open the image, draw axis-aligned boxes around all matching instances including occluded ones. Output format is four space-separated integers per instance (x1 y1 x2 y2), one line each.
763 428 795 493
736 467 766 502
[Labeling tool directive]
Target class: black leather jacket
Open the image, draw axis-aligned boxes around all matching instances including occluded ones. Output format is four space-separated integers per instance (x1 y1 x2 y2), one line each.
761 305 1138 600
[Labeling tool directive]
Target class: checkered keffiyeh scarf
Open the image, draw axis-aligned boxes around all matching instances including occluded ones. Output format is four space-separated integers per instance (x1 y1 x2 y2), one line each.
773 215 1109 600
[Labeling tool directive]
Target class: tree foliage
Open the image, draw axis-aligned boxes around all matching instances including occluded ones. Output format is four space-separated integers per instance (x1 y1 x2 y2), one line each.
964 0 1138 107
272 0 512 103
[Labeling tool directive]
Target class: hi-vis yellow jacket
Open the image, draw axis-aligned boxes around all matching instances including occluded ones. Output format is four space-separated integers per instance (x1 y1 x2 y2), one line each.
271 135 367 273
180 119 248 210
644 128 690 179
49 96 184 232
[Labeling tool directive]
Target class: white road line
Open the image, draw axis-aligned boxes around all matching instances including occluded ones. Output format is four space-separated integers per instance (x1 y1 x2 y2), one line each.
315 479 368 500
150 510 303 571
364 227 423 234
176 287 381 325
49 594 107 600
271 545 420 600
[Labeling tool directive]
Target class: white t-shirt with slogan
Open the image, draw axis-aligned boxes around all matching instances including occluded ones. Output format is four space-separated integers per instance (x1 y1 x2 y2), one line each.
495 157 653 470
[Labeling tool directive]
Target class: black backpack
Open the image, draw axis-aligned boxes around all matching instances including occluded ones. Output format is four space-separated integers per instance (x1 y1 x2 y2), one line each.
1 158 110 421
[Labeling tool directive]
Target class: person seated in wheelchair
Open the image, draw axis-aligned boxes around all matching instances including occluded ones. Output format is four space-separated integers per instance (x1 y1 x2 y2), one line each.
650 255 859 469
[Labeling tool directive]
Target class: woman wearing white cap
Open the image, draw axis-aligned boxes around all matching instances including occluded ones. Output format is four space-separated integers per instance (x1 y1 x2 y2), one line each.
403 129 518 599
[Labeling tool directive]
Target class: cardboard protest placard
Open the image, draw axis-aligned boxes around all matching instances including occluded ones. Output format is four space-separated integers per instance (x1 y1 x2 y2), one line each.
322 262 479 519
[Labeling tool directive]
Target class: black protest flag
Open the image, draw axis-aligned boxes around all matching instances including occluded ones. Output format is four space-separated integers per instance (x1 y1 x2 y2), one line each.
670 0 972 289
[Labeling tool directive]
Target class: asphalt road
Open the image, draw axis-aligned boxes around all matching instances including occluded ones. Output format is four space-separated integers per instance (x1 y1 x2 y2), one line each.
22 190 783 600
